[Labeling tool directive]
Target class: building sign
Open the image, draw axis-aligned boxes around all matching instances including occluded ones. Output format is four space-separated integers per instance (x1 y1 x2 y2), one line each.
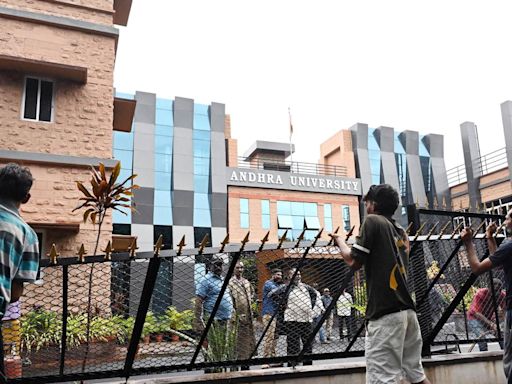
226 168 362 196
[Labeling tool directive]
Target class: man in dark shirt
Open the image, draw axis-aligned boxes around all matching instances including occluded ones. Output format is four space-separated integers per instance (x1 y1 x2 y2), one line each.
462 211 512 383
332 184 430 384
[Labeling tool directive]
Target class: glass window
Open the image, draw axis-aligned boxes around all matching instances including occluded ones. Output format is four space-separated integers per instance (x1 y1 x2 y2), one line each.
154 135 173 154
114 131 134 151
324 217 333 232
291 202 304 216
193 140 210 158
194 157 210 176
419 136 430 157
154 225 172 250
261 200 270 229
194 104 209 115
195 193 210 210
194 175 209 193
305 216 320 230
292 215 303 229
154 154 172 173
193 130 211 141
240 213 249 228
277 215 293 229
154 190 172 207
194 209 211 227
154 172 171 190
155 124 173 137
277 201 291 215
304 230 316 241
155 109 173 126
278 228 291 241
261 200 270 215
154 206 172 225
194 227 212 248
304 202 317 217
194 114 210 131
342 205 351 232
324 203 332 218
240 198 249 213
23 77 54 122
113 149 133 169
156 98 173 110
113 207 131 224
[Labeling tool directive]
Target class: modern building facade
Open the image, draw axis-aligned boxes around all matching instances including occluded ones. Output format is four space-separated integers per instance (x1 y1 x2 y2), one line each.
0 0 134 255
321 124 451 225
449 101 512 215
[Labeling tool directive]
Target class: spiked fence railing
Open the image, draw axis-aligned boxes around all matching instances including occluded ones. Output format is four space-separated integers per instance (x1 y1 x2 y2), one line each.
0 207 507 383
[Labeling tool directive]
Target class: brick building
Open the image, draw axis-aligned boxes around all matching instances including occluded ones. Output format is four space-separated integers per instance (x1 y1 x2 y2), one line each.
0 0 135 256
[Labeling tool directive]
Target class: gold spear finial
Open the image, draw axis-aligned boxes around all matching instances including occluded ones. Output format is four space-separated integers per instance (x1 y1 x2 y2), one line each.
48 243 59 265
294 228 306 248
219 233 229 253
176 235 186 256
259 231 270 251
425 222 439 240
311 228 324 247
405 222 413 235
103 241 113 261
345 225 355 241
442 196 447 210
472 221 487 238
240 231 250 252
198 234 209 255
438 221 452 238
277 229 288 249
77 244 87 263
433 196 439 210
129 237 138 258
327 226 340 246
449 222 464 240
412 222 426 242
494 221 507 238
154 235 163 257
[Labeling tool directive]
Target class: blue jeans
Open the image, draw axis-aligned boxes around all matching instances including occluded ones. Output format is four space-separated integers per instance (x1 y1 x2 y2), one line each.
469 319 490 351
313 316 326 342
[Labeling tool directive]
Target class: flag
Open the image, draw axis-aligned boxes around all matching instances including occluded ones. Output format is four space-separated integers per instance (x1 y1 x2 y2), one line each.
288 107 293 138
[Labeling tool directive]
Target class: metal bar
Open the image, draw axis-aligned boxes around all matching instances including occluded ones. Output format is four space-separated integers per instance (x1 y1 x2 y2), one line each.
123 255 161 378
59 265 69 376
248 245 314 360
190 251 242 365
488 269 503 341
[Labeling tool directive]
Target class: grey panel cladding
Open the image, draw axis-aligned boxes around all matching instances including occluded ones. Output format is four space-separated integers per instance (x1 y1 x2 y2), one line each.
211 192 227 227
172 258 195 311
211 131 227 194
423 134 451 208
134 92 156 124
377 126 395 152
132 187 154 224
378 127 402 219
400 131 427 206
210 103 225 133
501 101 512 184
172 190 194 226
173 127 194 190
350 123 369 150
128 261 149 317
174 97 194 128
460 121 481 209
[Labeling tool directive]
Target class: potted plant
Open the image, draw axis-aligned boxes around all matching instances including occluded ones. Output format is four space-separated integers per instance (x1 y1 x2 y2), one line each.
141 312 157 343
165 307 193 342
153 316 169 342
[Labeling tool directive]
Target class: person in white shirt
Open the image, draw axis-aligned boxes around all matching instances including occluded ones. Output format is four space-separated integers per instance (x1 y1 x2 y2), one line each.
336 288 353 339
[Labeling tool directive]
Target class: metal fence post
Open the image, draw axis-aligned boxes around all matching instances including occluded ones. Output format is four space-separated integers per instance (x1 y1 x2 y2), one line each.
59 265 69 376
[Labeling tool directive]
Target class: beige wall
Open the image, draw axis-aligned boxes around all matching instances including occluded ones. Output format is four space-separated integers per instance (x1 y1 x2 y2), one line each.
320 129 356 178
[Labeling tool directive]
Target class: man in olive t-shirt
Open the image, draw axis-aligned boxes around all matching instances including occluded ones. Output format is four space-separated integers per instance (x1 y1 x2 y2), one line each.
332 184 430 384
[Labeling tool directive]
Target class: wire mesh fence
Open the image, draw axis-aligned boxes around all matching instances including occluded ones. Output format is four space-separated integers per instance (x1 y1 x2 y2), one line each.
0 207 508 383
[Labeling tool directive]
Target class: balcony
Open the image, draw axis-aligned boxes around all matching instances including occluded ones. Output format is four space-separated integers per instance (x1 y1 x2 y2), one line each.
237 156 347 177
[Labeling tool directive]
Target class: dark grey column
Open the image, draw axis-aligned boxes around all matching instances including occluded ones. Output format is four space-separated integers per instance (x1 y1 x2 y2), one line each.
422 134 451 209
210 102 228 244
500 101 512 184
376 126 403 221
399 131 428 207
460 121 482 211
350 123 372 218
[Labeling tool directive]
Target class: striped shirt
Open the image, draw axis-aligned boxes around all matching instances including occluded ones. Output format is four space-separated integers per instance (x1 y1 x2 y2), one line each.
0 202 39 316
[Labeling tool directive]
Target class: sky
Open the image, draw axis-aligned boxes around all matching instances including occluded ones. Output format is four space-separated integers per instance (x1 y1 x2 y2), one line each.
114 0 512 170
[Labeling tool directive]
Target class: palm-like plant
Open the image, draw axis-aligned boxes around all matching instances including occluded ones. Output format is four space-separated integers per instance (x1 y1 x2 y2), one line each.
73 161 138 371
73 162 138 255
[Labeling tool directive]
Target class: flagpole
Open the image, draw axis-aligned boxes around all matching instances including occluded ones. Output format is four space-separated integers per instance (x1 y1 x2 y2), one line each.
288 107 294 172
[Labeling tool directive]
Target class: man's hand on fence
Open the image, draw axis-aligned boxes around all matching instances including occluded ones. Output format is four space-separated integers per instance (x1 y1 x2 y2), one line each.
460 227 473 243
486 222 497 238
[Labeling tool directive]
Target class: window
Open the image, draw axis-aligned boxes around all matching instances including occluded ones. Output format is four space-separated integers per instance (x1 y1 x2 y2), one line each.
261 200 270 229
23 77 54 122
277 200 319 241
240 198 249 228
342 205 351 232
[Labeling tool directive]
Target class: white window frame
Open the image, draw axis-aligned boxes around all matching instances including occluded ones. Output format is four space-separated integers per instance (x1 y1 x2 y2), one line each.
21 76 55 123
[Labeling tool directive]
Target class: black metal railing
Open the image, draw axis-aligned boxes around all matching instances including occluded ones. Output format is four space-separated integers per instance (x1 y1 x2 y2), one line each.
0 208 507 383
237 156 348 177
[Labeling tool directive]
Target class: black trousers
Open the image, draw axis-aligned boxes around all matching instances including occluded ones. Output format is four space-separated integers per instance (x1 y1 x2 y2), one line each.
286 321 313 356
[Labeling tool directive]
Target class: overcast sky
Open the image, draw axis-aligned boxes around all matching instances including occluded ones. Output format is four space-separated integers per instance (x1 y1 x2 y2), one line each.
114 0 512 170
